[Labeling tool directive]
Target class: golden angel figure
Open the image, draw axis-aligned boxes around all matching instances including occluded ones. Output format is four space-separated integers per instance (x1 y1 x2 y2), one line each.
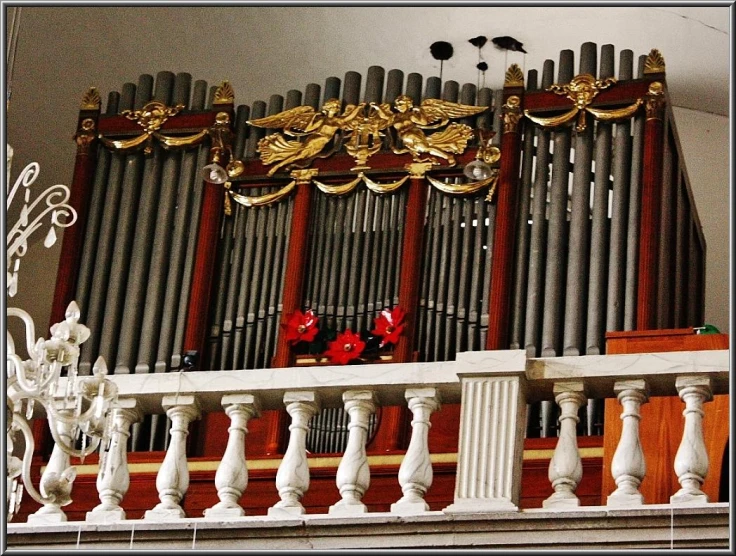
370 95 487 166
248 99 365 176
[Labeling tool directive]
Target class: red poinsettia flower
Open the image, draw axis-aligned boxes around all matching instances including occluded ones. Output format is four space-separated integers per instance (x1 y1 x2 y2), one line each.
284 309 319 344
325 329 365 365
371 306 406 347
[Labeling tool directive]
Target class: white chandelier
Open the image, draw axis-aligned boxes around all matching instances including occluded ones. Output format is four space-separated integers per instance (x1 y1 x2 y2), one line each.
6 146 118 522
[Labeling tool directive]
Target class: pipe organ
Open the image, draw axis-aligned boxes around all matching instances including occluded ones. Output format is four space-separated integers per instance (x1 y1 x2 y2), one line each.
47 42 706 457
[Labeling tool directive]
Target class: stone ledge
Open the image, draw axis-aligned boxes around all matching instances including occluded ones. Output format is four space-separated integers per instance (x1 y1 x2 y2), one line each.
7 504 729 550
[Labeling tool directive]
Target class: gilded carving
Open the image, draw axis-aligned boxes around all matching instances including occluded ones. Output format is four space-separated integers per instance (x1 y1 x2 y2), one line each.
248 100 366 176
74 118 97 154
370 96 486 166
313 173 410 196
405 161 434 179
248 96 485 175
213 81 235 105
344 112 389 171
230 179 297 208
548 74 615 131
426 172 498 201
122 101 185 133
80 87 101 111
643 49 666 75
504 64 525 88
228 161 318 211
644 81 666 120
525 73 645 132
502 95 523 133
99 102 213 155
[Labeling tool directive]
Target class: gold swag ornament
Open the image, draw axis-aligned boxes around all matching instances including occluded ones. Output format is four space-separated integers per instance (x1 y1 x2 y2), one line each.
524 73 643 132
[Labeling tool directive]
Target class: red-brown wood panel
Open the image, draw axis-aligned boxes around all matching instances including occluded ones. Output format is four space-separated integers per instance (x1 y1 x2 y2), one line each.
602 330 729 504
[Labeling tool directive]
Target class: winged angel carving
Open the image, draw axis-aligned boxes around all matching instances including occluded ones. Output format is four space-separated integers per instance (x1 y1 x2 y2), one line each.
249 95 487 175
370 95 487 166
248 99 364 176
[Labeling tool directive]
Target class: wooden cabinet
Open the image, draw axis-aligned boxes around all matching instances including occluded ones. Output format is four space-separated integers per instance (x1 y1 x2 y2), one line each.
601 329 729 504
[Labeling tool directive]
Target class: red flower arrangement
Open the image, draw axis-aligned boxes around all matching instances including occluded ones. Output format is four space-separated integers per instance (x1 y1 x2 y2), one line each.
371 306 406 347
284 309 319 344
324 329 366 365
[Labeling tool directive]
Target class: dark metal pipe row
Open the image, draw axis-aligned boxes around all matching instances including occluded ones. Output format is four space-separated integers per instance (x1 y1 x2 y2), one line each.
605 50 634 333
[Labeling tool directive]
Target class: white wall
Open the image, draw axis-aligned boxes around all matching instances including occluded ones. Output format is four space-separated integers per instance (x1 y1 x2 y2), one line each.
671 107 730 333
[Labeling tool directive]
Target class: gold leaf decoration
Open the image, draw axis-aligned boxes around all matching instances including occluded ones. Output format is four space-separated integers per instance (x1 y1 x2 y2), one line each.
504 64 525 88
643 49 666 75
80 87 101 111
213 81 235 105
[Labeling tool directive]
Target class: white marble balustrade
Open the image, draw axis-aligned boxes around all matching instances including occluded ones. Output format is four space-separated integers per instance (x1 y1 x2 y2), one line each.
23 348 727 524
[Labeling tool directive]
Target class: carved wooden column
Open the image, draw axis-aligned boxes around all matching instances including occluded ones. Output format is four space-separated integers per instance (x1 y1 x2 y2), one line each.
49 89 101 326
544 382 587 508
391 387 440 514
374 162 433 454
486 68 524 350
636 81 666 330
269 391 320 516
394 162 431 363
671 375 713 504
329 390 376 515
204 394 260 518
144 395 201 520
28 410 77 523
271 169 319 368
267 169 319 456
86 399 143 522
607 380 649 507
182 108 234 362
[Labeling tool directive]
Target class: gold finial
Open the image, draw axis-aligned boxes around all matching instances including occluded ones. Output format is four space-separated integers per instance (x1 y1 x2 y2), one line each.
643 49 665 75
213 81 235 105
80 87 101 111
504 64 524 88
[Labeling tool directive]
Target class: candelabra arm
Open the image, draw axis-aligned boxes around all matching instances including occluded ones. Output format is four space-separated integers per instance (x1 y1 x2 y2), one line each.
12 411 48 506
7 307 39 357
45 410 102 459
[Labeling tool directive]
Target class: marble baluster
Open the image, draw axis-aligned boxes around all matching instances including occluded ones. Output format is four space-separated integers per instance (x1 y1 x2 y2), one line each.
268 391 320 516
86 399 143 522
391 388 441 514
607 380 649 507
671 376 713 504
144 395 201 520
28 409 77 523
329 390 377 515
204 394 261 518
544 381 587 508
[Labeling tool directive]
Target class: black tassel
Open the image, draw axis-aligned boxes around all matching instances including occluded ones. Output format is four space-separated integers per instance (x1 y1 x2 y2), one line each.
430 41 454 61
468 35 488 49
492 35 527 53
430 41 454 81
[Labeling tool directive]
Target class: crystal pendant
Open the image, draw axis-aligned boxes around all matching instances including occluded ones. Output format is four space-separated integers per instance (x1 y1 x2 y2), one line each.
44 226 57 248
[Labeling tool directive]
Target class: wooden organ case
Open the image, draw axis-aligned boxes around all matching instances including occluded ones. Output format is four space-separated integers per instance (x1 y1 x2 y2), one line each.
26 42 710 519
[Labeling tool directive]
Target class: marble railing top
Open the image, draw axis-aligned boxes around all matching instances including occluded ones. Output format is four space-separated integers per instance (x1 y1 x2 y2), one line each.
51 349 728 414
525 349 729 401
